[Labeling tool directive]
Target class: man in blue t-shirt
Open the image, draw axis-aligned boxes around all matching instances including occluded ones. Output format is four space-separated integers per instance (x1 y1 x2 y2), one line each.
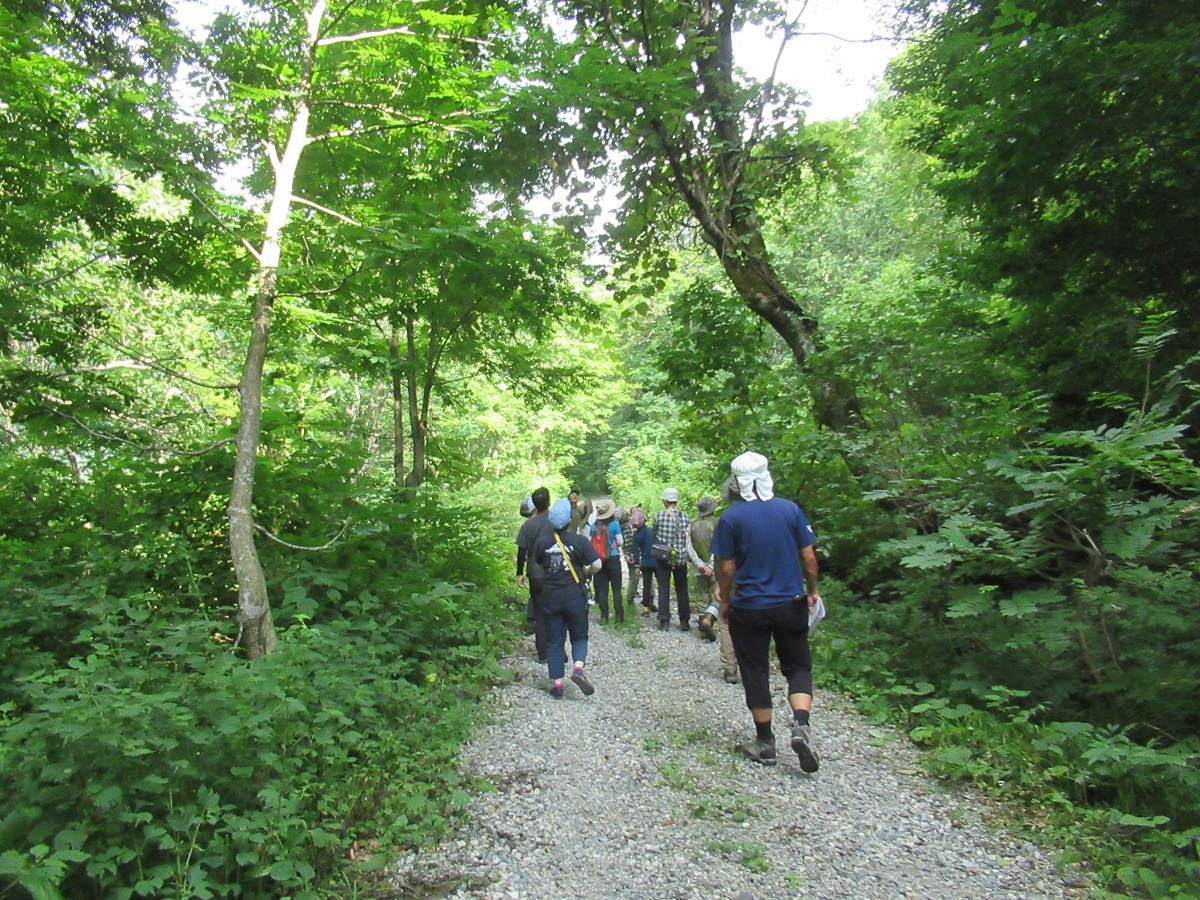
712 451 822 772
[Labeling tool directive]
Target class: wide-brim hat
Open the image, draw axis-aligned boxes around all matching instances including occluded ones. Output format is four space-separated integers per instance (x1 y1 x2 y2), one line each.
697 496 716 516
720 475 739 504
593 498 616 520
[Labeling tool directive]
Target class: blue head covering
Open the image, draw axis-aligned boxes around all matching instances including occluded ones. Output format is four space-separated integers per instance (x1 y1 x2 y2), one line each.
548 498 573 529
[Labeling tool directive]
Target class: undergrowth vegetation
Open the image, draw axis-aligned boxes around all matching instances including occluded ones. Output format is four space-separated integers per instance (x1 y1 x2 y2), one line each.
0 476 517 899
808 377 1200 899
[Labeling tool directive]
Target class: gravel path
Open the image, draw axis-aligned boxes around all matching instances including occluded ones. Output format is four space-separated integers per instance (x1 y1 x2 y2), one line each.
389 607 1079 899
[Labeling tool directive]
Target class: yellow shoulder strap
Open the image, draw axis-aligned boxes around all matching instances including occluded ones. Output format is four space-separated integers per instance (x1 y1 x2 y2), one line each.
553 532 580 583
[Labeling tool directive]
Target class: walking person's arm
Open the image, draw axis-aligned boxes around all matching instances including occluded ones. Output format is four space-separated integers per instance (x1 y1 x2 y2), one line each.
715 557 735 622
800 544 820 611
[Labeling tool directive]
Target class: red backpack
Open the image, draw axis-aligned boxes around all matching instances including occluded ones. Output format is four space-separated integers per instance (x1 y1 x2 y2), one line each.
591 521 610 560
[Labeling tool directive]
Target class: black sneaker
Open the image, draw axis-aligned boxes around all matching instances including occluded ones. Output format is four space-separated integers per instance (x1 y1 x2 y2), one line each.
570 669 595 696
679 621 691 631
739 737 777 766
657 620 669 631
791 723 819 773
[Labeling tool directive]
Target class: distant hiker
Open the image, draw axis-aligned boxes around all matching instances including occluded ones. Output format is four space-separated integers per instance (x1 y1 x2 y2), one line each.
615 503 635 607
534 498 602 699
693 493 739 685
712 452 821 772
690 495 718 606
568 489 589 535
515 487 554 662
628 504 658 617
588 498 625 623
652 487 709 631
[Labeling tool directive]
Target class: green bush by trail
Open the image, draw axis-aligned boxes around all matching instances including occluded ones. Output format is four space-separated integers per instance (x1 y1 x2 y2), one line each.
805 376 1200 897
1 611 482 898
0 484 517 899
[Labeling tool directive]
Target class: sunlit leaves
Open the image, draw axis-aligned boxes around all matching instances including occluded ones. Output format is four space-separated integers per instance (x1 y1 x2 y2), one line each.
887 0 1200 411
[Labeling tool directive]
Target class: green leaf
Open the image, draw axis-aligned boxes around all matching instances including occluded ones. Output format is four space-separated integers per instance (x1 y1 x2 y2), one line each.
19 875 65 900
1114 812 1170 828
947 590 991 619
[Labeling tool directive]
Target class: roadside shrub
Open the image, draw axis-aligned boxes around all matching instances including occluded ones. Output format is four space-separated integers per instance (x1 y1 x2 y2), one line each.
0 588 500 899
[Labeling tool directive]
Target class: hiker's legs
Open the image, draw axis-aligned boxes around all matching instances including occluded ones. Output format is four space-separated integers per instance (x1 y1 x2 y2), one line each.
564 591 590 665
655 559 672 622
593 564 612 620
672 564 691 624
608 557 624 621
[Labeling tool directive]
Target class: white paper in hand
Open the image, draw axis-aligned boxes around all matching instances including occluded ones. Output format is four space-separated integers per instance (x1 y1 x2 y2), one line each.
808 596 827 632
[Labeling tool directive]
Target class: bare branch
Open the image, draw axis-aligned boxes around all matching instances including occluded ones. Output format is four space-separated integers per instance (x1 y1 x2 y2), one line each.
794 31 907 45
307 109 482 144
266 140 282 174
317 26 491 47
179 183 263 263
69 359 151 374
317 25 415 46
291 194 364 227
44 402 235 456
252 518 351 550
88 333 239 391
8 254 107 289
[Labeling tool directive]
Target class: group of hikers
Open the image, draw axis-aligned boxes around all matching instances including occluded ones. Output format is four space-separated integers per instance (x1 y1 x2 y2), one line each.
513 451 824 772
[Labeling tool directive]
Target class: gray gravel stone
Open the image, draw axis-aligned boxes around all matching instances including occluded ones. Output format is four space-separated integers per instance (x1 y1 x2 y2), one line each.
389 610 1081 899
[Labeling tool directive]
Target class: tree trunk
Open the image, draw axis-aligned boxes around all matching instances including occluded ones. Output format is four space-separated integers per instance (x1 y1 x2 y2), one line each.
403 312 426 488
227 0 324 659
387 326 406 490
688 0 860 429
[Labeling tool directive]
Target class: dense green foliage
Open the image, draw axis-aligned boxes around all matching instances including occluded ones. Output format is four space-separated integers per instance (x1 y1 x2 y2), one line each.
887 0 1200 427
2 0 1199 896
0 430 517 896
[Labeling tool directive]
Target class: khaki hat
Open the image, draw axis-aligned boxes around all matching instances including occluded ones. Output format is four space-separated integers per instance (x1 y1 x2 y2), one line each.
661 487 680 503
593 498 616 520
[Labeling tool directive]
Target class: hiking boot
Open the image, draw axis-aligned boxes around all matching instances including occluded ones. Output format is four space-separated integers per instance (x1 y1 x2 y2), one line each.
679 620 691 632
791 723 819 773
570 668 595 696
739 737 777 766
697 613 715 639
550 684 564 700
657 620 669 631
723 671 740 684
641 606 650 617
